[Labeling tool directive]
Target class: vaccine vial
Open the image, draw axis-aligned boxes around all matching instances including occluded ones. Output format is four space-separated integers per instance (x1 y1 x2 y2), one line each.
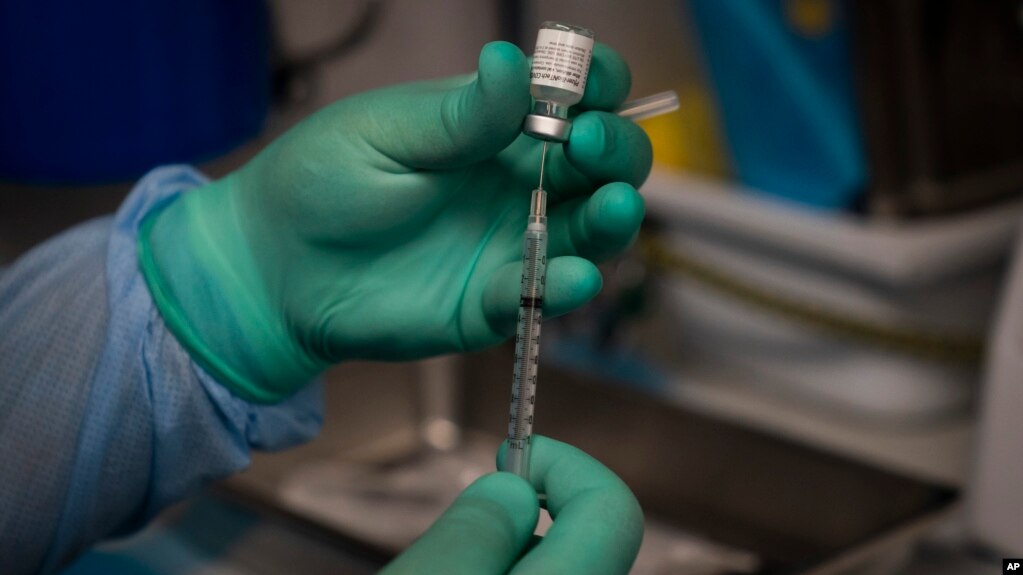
523 22 594 142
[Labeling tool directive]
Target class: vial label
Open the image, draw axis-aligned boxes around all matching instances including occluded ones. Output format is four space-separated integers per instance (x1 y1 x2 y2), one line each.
529 28 594 95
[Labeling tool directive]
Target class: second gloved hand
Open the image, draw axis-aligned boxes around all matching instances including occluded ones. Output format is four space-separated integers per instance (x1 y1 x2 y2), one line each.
381 436 644 575
139 41 652 402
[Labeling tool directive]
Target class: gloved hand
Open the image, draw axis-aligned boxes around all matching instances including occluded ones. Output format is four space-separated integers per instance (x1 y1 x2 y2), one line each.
382 436 644 575
139 41 651 402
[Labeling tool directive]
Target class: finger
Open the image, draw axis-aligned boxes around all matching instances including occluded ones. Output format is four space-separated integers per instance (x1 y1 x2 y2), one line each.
577 43 632 112
541 111 652 198
358 41 531 170
380 472 538 575
483 256 602 337
546 182 645 263
497 436 644 575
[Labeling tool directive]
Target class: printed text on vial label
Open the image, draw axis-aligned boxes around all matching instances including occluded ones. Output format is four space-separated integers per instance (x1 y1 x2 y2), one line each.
530 31 593 94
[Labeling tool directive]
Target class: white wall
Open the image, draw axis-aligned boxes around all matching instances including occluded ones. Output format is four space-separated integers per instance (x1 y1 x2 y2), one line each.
272 0 500 106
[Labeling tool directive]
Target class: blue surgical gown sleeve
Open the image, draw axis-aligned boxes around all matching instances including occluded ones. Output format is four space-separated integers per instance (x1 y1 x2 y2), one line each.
0 166 324 575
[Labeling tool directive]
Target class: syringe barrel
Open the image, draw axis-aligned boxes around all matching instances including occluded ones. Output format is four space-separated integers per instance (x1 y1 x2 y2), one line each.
504 222 548 479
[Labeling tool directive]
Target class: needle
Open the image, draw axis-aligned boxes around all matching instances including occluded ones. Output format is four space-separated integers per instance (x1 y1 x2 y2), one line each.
537 141 548 191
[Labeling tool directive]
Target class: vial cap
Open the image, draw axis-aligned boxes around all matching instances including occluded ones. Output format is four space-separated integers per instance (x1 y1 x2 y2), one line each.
523 114 571 142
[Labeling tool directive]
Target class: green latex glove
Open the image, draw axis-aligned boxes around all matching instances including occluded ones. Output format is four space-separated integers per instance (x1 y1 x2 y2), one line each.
139 41 652 403
382 436 644 575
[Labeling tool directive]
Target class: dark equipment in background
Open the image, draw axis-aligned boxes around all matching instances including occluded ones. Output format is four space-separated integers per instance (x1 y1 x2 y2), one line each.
853 0 1023 217
687 0 1023 217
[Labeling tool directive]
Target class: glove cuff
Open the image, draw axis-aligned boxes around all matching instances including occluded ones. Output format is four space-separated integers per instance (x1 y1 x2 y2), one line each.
138 175 325 403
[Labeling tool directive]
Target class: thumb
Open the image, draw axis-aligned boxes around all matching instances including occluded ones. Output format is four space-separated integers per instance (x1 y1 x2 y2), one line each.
359 41 530 170
381 472 539 575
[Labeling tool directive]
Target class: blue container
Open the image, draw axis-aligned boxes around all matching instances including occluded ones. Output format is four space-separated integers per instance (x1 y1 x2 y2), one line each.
688 0 866 211
0 0 270 184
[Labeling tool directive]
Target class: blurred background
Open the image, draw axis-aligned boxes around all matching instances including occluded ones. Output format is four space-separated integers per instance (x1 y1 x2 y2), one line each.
3 0 1022 573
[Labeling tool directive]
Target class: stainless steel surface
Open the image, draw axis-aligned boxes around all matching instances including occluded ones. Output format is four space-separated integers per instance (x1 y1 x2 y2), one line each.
461 347 957 572
78 494 387 575
223 350 956 574
417 355 463 452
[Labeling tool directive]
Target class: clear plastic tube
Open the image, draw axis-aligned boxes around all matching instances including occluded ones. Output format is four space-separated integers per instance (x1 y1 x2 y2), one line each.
616 90 680 122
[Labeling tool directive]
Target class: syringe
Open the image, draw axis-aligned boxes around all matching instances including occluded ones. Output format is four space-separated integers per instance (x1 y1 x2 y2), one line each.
504 143 551 479
503 90 680 479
